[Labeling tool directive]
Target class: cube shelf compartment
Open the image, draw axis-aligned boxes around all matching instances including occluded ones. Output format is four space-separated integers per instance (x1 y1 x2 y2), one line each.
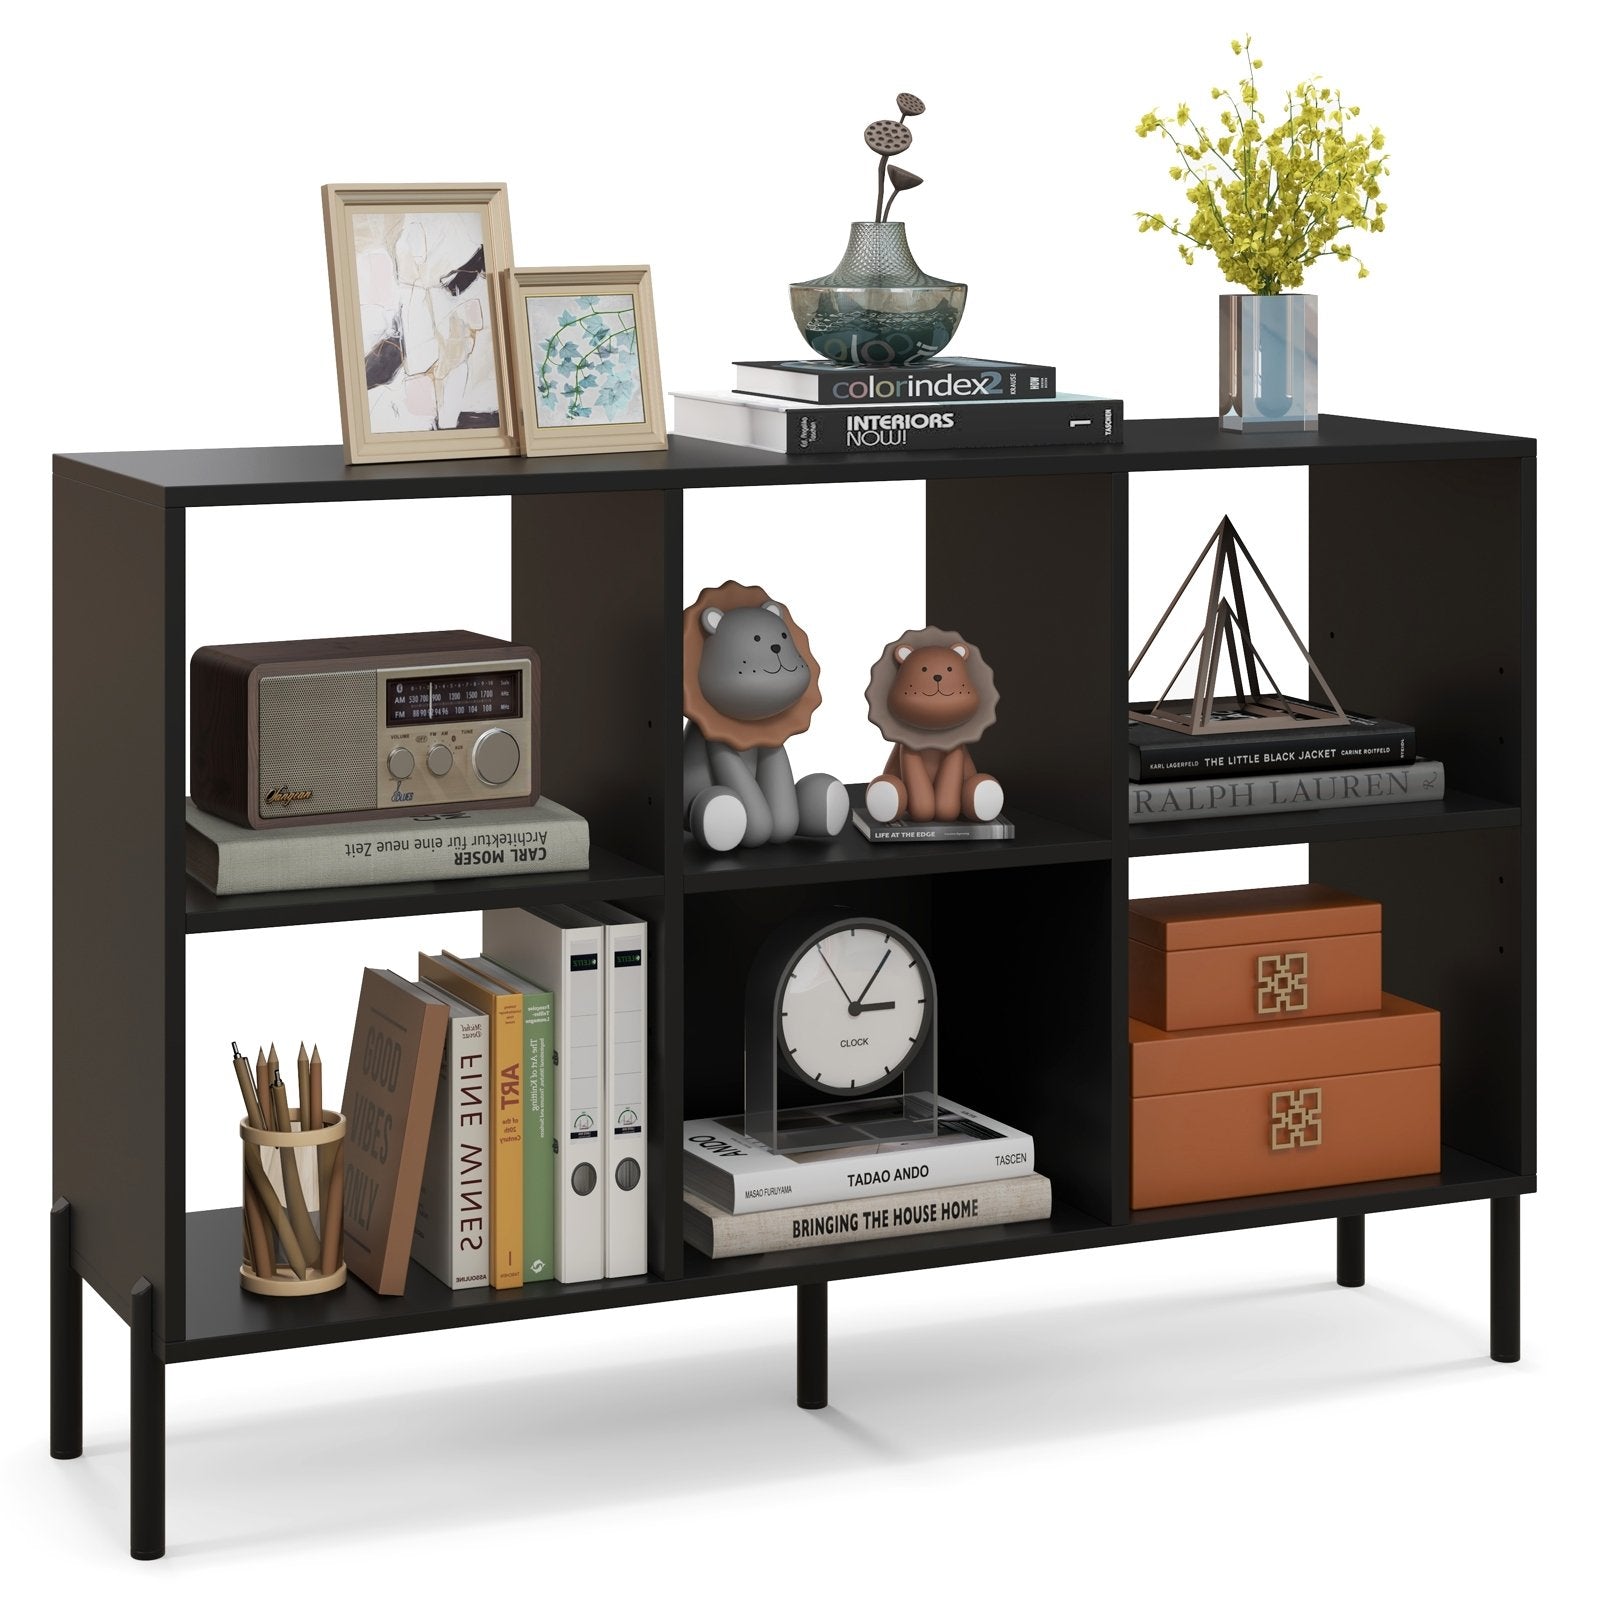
51 414 1535 1558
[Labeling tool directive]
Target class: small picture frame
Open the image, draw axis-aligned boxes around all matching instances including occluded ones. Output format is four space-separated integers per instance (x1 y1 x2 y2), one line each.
322 183 518 466
503 265 667 456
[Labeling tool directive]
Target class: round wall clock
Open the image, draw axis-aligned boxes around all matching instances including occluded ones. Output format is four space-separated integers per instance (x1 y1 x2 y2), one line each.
765 913 935 1097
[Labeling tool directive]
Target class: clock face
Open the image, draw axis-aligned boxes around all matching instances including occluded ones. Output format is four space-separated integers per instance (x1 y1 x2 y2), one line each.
779 922 931 1096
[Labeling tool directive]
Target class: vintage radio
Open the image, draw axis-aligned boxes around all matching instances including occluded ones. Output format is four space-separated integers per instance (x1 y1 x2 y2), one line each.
191 630 540 828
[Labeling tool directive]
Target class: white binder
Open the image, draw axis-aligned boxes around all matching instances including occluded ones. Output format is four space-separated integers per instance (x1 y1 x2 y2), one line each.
575 902 648 1278
481 905 605 1284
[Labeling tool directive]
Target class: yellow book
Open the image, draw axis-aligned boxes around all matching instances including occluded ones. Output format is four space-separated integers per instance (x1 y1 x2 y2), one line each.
419 954 524 1290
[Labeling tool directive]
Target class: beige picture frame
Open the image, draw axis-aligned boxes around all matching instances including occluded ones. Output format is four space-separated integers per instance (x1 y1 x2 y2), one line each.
503 265 667 457
322 183 517 466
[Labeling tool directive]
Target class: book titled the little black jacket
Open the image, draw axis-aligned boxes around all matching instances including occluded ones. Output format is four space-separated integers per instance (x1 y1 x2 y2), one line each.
672 390 1122 454
1128 703 1417 782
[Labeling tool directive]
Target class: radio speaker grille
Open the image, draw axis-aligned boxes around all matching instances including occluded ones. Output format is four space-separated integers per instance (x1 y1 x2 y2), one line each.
258 672 374 818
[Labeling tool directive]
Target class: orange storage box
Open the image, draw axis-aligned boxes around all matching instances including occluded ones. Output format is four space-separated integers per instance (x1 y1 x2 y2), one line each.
1130 994 1441 1209
1129 883 1382 1032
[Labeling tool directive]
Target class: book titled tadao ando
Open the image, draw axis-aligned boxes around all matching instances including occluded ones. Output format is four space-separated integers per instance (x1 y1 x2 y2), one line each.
339 969 449 1295
683 1095 1034 1215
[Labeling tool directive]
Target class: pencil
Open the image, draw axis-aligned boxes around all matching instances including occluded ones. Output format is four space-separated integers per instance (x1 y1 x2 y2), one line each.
231 1044 275 1275
297 1042 312 1136
308 1044 324 1130
256 1049 273 1131
309 1044 333 1210
319 1138 346 1275
271 1068 322 1268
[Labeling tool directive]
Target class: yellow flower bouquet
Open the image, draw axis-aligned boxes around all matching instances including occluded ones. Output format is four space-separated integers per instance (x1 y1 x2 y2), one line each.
1136 37 1388 294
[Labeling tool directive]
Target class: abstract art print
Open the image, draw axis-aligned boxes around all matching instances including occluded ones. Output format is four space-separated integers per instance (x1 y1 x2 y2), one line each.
504 266 666 457
323 184 517 464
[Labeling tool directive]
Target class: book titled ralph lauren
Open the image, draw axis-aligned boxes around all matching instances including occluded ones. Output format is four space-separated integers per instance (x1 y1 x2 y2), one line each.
672 391 1123 454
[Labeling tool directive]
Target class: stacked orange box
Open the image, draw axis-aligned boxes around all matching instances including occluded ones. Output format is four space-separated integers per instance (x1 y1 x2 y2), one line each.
1128 884 1441 1209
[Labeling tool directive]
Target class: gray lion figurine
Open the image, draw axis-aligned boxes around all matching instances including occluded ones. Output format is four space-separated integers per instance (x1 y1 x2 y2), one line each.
682 581 848 851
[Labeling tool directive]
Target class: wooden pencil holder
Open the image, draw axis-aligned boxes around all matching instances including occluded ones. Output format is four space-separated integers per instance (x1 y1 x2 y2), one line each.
239 1109 348 1297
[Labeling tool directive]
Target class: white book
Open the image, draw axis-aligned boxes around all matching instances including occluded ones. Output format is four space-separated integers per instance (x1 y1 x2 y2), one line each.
409 982 492 1290
574 902 649 1279
481 906 606 1283
683 1096 1035 1214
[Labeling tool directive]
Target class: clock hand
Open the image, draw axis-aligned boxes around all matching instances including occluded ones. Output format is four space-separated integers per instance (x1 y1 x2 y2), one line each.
854 1001 897 1012
818 949 853 1004
854 948 892 1006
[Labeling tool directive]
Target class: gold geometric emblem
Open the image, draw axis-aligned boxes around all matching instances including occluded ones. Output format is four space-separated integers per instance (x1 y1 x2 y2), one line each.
1257 951 1310 1014
1270 1087 1323 1150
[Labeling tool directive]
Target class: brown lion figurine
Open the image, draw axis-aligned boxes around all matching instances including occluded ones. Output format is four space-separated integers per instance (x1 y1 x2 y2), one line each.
863 626 1002 824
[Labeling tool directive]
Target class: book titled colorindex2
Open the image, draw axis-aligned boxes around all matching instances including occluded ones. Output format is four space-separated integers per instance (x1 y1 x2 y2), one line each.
732 356 1056 404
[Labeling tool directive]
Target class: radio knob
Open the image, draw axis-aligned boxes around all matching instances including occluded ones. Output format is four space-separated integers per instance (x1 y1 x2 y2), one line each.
426 744 453 777
386 746 415 780
472 728 521 787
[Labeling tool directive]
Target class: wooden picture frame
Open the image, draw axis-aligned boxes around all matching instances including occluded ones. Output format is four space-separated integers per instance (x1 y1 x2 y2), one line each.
322 183 517 466
503 265 667 457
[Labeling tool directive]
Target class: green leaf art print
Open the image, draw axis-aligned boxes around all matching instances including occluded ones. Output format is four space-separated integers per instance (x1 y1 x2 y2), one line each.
526 294 645 426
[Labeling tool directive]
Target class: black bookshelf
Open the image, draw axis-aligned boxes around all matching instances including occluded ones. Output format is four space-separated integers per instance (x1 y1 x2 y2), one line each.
51 415 1537 1559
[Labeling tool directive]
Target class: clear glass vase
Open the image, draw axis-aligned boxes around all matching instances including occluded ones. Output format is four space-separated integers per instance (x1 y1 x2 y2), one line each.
1219 293 1318 432
790 221 967 366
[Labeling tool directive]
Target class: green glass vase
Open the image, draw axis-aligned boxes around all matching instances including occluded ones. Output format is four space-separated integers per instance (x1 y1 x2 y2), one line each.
790 221 967 367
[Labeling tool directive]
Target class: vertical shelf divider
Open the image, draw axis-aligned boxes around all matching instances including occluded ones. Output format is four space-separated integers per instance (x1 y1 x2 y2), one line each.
54 476 187 1343
510 489 686 1280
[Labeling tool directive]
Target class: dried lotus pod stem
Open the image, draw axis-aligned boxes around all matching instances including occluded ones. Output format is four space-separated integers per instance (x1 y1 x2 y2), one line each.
882 165 922 220
864 94 925 222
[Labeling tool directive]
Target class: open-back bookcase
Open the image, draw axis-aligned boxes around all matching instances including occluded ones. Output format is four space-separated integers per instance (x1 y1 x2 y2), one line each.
51 414 1536 1557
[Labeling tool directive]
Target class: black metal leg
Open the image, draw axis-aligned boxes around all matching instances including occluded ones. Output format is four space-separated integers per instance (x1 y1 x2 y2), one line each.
51 1199 82 1460
130 1278 165 1560
1491 1196 1520 1364
1336 1214 1365 1288
796 1282 828 1410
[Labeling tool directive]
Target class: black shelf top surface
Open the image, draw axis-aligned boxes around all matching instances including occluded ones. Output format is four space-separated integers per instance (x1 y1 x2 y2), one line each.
1129 790 1522 856
56 415 1537 509
185 846 663 934
172 1147 1530 1361
684 798 1109 892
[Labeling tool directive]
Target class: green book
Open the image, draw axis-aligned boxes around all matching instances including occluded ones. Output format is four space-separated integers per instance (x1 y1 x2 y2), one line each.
469 956 555 1282
520 987 555 1282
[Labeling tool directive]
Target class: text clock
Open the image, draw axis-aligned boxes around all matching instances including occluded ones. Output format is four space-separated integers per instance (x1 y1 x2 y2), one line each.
775 915 934 1096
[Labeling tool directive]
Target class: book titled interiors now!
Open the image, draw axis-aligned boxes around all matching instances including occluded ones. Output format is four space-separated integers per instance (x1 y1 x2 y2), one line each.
672 391 1122 454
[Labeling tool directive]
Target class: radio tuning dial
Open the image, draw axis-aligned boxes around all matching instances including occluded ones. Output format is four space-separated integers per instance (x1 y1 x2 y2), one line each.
472 728 521 786
386 746 415 780
426 744 453 777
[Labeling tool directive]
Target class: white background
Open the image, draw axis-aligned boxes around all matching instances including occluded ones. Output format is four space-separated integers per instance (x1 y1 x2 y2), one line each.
2 0 1594 1590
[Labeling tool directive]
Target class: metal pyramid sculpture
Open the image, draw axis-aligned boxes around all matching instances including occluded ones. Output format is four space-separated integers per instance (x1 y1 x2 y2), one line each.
1129 516 1351 735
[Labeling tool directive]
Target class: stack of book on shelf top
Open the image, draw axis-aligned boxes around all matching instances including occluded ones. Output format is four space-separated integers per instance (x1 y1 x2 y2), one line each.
671 356 1122 455
339 904 647 1297
682 1097 1050 1260
1128 699 1442 825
